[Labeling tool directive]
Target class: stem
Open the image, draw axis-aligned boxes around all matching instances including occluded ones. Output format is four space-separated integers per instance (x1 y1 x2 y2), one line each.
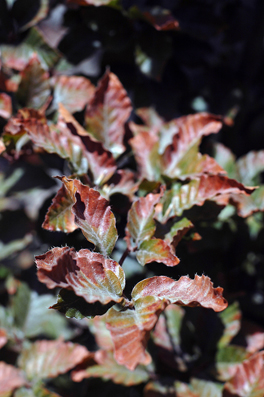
119 248 129 266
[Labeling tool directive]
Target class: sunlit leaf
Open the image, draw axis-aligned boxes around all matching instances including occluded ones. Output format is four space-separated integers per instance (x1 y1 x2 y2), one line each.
125 191 162 250
223 352 264 397
18 340 90 380
61 177 118 256
216 345 250 381
236 150 264 185
0 28 60 71
218 302 242 349
158 175 254 223
72 350 149 385
36 246 125 305
85 70 132 157
161 113 222 178
42 185 77 233
51 75 95 113
0 93 12 119
136 238 179 267
0 362 26 397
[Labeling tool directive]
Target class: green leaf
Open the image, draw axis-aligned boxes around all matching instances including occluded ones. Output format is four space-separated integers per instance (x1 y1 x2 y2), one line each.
36 247 125 306
175 378 223 397
72 350 149 386
216 345 250 381
85 70 132 157
218 302 241 349
136 239 179 267
16 55 50 109
61 177 118 256
0 235 32 261
11 282 31 329
18 340 90 380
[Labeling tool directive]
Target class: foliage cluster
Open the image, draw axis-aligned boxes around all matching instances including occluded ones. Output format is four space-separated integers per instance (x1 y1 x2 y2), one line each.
0 1 264 397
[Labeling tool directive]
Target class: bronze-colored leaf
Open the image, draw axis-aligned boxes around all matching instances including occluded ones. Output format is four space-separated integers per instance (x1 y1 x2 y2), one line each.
61 177 118 256
18 340 90 380
0 362 26 397
0 93 12 119
164 218 194 250
42 185 77 233
36 246 125 305
101 170 138 200
136 239 179 267
85 70 132 157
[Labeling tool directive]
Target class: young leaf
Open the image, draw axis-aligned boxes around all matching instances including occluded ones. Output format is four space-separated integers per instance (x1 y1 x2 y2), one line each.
16 55 50 109
36 247 125 306
164 217 194 250
61 177 118 256
223 352 264 397
0 93 12 119
136 239 179 267
18 340 90 380
0 362 26 397
158 175 254 222
161 113 223 178
42 184 77 233
218 302 241 349
85 70 132 157
125 191 162 250
107 275 227 370
51 75 95 113
72 350 149 386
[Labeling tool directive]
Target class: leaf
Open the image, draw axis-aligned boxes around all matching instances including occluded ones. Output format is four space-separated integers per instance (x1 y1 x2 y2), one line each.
213 143 237 179
106 297 165 370
125 191 162 250
142 9 180 31
144 381 175 397
51 75 95 113
18 340 90 380
164 218 194 250
132 275 228 312
42 185 77 233
20 0 49 31
16 55 50 109
67 0 115 5
61 177 118 256
0 362 26 397
72 350 149 385
0 329 7 350
158 175 254 223
0 93 12 119
101 170 138 200
175 379 223 397
58 104 116 184
36 246 125 306
129 131 160 181
136 239 179 267
0 27 60 71
216 345 250 381
107 275 227 370
229 186 264 218
88 315 114 350
85 70 132 157
161 113 223 178
246 332 264 353
218 302 241 349
236 150 264 185
223 352 264 397
14 386 61 397
0 235 32 261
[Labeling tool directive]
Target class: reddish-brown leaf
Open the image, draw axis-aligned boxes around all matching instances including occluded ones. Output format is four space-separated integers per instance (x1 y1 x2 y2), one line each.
0 330 7 350
42 184 77 233
85 70 132 157
125 191 163 250
129 131 160 181
246 332 264 353
0 362 26 396
0 93 12 119
101 170 138 200
136 239 180 267
223 352 264 397
36 246 125 305
51 76 95 113
61 177 118 256
132 274 228 312
161 113 222 178
18 340 90 380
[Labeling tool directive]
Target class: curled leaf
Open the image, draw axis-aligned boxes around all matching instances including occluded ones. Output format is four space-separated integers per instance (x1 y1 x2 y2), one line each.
136 238 179 267
36 246 125 305
61 177 118 256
